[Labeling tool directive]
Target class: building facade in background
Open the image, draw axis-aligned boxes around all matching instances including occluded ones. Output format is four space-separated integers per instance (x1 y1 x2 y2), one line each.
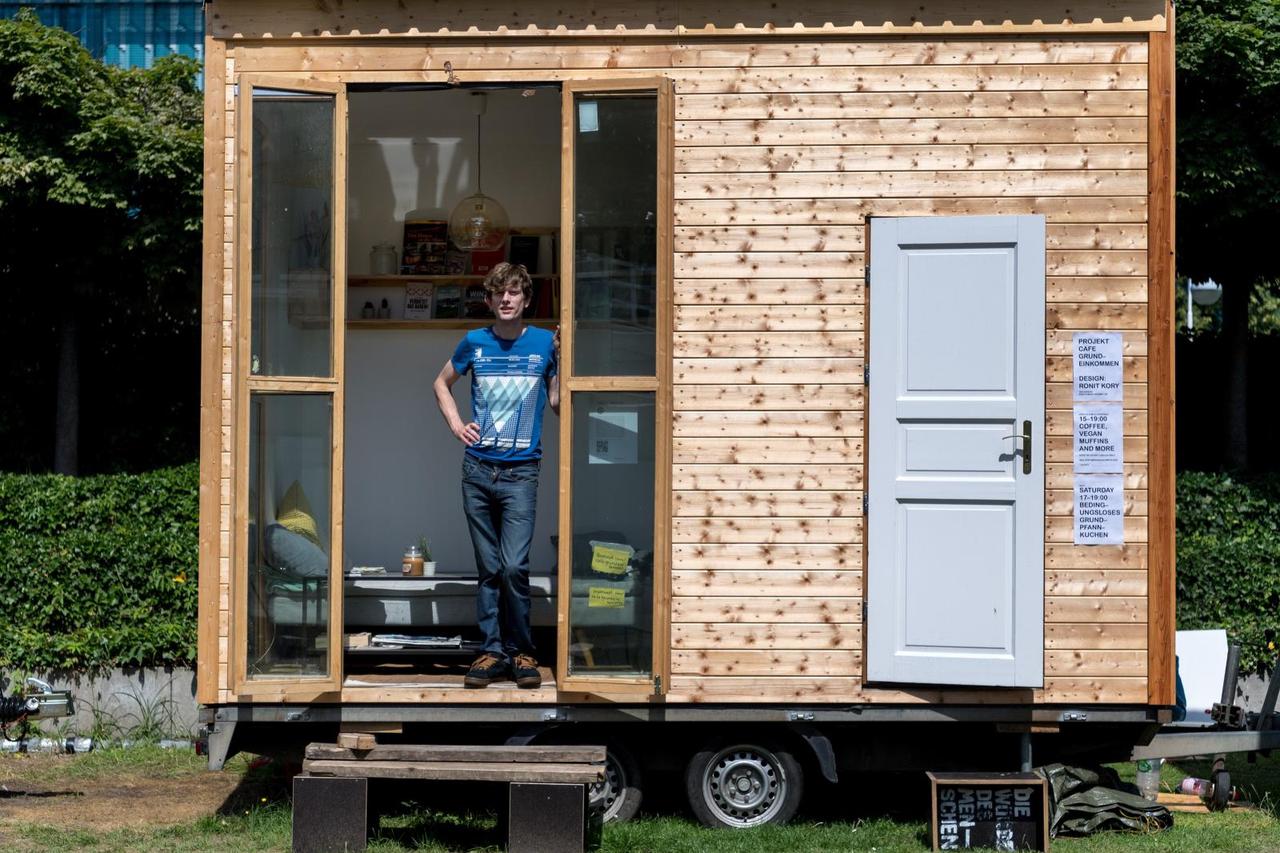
0 0 202 71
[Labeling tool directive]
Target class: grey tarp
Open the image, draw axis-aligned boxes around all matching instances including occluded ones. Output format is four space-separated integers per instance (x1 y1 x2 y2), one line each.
1035 764 1174 837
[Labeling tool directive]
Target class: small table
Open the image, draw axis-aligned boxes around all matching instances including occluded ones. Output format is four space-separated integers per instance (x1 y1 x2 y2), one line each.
343 573 556 629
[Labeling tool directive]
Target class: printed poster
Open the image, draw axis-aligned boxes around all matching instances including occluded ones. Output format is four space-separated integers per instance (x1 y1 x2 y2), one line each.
1073 332 1124 402
587 407 638 464
1073 404 1124 474
1074 475 1125 545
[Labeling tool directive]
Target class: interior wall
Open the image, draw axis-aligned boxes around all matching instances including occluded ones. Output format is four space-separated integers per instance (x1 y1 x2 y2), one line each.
347 88 561 273
342 88 562 575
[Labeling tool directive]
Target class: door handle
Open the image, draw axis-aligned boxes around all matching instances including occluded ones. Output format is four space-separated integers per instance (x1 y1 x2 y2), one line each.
1000 421 1033 475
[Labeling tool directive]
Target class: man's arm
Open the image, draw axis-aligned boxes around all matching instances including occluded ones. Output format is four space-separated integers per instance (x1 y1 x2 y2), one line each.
433 360 480 445
548 325 561 416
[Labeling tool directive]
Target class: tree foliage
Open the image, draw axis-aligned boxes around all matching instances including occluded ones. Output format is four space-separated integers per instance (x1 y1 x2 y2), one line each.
1177 0 1280 286
0 10 203 472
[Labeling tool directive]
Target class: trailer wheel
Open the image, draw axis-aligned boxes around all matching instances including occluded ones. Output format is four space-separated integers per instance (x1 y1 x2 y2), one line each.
685 741 803 828
590 742 643 823
1210 768 1231 812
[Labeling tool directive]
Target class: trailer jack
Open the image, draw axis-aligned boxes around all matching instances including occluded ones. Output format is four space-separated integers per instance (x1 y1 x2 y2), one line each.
0 677 73 739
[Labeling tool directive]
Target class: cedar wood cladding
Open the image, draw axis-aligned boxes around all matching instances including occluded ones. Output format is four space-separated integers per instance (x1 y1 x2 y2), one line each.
199 0 1171 706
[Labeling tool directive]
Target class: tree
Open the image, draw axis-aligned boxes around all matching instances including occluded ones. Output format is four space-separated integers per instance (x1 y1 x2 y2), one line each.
1177 0 1280 470
0 10 202 473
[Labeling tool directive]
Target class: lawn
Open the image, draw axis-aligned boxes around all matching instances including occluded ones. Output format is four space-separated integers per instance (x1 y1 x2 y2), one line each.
2 746 1280 852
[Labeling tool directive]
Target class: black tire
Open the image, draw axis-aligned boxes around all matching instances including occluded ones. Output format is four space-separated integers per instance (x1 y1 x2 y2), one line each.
684 741 804 828
1210 768 1231 812
590 742 644 823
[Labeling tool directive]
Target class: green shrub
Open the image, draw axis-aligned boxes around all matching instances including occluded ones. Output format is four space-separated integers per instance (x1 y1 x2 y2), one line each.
1177 471 1280 676
0 464 197 671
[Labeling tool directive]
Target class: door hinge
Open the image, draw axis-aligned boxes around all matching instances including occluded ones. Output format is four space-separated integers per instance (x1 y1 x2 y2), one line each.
863 364 869 385
232 83 239 97
653 675 662 694
862 599 868 622
862 493 868 515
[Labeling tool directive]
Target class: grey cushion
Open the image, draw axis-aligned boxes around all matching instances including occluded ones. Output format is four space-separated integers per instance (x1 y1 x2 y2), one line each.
266 523 329 578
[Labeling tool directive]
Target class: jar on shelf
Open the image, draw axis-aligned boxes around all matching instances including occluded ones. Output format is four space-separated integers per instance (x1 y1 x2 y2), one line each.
369 243 398 276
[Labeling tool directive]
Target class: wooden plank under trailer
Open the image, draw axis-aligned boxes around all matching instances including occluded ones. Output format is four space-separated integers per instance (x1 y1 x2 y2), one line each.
293 743 606 853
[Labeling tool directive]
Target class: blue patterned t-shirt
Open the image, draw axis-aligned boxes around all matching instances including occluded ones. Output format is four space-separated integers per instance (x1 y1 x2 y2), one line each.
450 326 557 462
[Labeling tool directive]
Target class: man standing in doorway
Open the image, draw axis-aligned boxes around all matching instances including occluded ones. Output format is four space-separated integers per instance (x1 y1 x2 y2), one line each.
433 263 558 689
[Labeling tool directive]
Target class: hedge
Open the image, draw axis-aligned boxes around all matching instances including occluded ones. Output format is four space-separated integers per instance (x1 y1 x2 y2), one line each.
0 464 197 672
0 464 1276 676
1177 471 1280 676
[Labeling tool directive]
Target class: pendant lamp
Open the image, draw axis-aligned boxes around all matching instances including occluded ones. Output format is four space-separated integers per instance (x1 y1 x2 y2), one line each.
448 92 510 252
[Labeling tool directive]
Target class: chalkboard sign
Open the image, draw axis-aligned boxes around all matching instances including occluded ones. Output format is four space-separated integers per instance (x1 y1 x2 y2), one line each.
927 772 1049 851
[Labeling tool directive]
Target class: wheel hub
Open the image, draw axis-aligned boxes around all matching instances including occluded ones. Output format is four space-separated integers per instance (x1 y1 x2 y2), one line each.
703 746 784 826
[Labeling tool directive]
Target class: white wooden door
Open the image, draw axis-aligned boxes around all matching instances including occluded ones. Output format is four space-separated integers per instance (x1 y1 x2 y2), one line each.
867 216 1045 688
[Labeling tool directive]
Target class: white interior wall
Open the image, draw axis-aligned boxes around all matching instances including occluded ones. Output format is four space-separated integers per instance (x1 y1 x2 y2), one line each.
347 88 561 272
343 88 562 576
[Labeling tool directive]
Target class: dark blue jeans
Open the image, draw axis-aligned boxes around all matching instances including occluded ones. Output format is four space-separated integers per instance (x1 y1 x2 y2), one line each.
461 455 538 661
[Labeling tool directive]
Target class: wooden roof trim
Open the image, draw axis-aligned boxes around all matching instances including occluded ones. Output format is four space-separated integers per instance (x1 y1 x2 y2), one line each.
215 18 1167 41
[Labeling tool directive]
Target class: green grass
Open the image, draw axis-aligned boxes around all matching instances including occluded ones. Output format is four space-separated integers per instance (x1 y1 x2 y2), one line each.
4 748 1280 852
0 743 237 784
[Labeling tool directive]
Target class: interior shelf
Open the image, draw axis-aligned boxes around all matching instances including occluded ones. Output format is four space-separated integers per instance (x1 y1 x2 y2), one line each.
349 274 559 287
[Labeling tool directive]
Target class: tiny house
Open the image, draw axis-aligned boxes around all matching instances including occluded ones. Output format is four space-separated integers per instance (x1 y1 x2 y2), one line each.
197 0 1176 826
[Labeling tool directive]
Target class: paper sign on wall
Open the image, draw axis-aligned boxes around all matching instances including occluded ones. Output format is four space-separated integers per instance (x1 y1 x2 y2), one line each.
1073 404 1124 474
1074 475 1125 545
587 407 638 464
1073 332 1124 401
588 587 626 608
589 541 633 575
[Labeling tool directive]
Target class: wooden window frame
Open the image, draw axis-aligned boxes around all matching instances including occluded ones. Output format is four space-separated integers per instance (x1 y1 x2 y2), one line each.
556 78 674 697
231 75 347 700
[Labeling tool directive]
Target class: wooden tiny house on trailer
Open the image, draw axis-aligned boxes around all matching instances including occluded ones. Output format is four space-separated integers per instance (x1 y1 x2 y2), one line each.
197 0 1176 826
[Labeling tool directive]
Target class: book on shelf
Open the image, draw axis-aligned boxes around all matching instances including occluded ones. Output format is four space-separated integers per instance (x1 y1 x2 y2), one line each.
401 218 450 274
508 234 539 272
433 284 461 318
403 282 434 320
463 283 490 318
470 245 507 277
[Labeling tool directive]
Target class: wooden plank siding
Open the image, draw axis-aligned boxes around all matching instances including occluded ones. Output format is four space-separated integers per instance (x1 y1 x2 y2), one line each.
663 33 1150 705
211 22 1158 705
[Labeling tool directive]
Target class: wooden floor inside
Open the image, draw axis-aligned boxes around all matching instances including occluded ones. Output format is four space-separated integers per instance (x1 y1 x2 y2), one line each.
342 661 558 701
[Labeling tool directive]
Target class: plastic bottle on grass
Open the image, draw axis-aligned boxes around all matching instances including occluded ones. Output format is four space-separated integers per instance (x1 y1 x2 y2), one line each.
1180 776 1212 797
1136 758 1163 801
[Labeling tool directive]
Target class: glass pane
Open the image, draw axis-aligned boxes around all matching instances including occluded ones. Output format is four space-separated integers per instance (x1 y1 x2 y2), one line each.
568 391 654 678
247 393 333 679
573 92 657 377
251 90 334 377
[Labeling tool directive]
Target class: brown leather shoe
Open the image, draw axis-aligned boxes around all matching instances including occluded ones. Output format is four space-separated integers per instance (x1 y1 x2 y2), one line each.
513 653 542 689
464 653 509 688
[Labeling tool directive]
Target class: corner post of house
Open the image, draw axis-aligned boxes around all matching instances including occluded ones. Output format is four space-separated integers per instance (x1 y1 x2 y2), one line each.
197 32 229 706
1147 0 1177 707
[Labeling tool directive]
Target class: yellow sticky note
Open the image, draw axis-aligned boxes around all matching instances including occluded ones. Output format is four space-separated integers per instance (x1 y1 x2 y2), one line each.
588 587 626 608
590 544 631 575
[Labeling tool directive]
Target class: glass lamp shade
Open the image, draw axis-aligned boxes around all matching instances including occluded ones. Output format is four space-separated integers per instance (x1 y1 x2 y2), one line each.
448 192 510 251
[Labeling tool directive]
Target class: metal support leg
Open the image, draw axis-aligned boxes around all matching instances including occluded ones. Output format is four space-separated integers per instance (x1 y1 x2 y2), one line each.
205 719 237 771
1019 732 1033 772
1221 644 1241 706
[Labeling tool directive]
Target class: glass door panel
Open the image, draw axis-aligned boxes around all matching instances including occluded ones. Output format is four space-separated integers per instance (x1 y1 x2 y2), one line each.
571 92 658 378
246 393 333 679
235 77 346 697
250 88 335 378
567 392 655 678
559 79 671 694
